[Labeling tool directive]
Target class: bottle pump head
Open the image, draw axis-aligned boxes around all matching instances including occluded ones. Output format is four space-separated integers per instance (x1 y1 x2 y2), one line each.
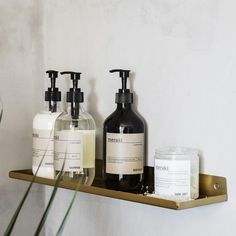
61 71 84 119
109 69 133 104
45 70 61 112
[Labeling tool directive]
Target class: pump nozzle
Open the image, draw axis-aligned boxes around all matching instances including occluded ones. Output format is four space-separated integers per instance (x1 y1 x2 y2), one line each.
110 69 130 91
46 70 58 88
60 71 84 119
61 71 81 89
109 69 133 104
45 70 61 112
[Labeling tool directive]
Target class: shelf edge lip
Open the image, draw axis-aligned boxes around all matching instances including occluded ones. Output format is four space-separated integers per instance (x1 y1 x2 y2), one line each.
8 169 228 210
177 194 228 210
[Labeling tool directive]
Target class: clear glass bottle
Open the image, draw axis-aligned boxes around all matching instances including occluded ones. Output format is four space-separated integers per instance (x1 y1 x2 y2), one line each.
54 72 96 185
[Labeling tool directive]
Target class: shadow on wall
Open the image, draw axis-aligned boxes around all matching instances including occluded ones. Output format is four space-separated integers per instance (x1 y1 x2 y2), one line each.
130 72 149 166
87 79 104 160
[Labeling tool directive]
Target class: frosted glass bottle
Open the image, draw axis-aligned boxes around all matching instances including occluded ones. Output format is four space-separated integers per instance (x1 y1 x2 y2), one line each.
54 71 96 185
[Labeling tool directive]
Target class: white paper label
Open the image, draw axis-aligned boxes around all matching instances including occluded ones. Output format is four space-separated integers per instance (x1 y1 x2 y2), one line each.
54 130 83 172
32 129 54 168
106 133 144 174
154 159 191 198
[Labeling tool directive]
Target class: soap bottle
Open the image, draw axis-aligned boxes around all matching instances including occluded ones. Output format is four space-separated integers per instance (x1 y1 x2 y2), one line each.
103 69 145 192
32 70 63 179
54 71 96 185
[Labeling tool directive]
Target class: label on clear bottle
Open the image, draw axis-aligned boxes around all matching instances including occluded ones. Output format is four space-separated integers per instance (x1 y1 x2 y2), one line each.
54 130 83 172
106 133 144 174
32 129 54 168
154 159 191 198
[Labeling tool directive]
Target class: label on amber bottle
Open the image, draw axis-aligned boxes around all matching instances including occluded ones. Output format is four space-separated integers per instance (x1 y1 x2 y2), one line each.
106 133 144 175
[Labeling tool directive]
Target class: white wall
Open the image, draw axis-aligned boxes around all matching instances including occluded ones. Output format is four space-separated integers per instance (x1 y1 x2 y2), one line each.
0 1 45 235
43 1 236 236
1 1 236 236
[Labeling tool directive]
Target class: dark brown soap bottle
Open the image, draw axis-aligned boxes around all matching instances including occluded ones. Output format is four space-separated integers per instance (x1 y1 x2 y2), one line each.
103 69 145 193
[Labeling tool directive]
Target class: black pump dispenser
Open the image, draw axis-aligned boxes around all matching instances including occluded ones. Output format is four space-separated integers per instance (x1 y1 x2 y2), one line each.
45 70 61 112
61 71 84 119
110 69 133 104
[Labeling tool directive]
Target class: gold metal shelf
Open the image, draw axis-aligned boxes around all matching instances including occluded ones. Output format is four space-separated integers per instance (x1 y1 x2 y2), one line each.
9 164 227 210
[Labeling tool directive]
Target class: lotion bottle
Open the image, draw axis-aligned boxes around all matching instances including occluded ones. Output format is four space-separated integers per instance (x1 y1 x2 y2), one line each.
32 70 63 178
103 69 145 192
54 71 96 185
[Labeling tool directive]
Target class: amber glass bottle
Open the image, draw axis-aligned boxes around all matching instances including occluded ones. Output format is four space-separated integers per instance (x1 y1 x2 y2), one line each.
103 69 145 193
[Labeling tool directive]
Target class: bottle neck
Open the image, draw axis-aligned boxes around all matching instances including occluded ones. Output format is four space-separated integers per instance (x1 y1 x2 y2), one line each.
116 103 132 110
67 103 84 118
44 101 62 113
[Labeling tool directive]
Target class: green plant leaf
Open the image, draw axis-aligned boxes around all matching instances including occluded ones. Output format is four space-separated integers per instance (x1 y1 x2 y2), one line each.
0 104 3 122
34 159 65 236
3 128 53 236
4 168 39 236
56 177 82 236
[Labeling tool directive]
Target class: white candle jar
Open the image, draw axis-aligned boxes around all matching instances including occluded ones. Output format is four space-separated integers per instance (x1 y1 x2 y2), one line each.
154 147 199 200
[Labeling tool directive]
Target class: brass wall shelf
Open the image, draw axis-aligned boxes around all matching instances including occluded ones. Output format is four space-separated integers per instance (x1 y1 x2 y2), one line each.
9 165 227 210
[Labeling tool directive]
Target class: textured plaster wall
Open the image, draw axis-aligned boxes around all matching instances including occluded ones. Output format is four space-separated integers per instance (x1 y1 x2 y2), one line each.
1 1 236 236
0 1 45 235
